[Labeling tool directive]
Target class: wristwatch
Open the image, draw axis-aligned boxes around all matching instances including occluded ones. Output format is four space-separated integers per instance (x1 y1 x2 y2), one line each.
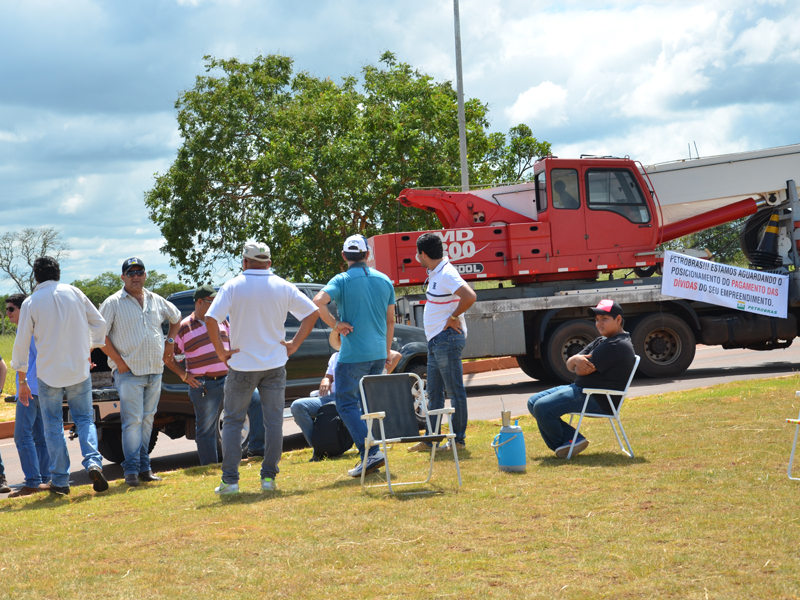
167 337 175 344
449 314 460 321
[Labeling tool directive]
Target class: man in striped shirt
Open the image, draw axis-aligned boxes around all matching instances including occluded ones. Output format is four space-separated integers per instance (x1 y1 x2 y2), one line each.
165 285 229 465
100 257 182 486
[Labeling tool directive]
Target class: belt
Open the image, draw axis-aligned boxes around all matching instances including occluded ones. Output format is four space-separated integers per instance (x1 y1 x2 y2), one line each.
196 374 227 381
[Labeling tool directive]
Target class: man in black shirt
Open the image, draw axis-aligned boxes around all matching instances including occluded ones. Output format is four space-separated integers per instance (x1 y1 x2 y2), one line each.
527 300 635 458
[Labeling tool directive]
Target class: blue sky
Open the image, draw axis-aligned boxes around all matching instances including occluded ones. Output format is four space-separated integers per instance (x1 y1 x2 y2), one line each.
1 0 798 291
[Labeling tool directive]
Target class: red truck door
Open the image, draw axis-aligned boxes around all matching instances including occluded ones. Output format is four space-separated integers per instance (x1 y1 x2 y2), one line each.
546 167 587 258
582 167 656 252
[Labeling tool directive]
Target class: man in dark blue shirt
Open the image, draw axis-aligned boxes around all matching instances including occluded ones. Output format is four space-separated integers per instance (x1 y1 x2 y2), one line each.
527 300 635 458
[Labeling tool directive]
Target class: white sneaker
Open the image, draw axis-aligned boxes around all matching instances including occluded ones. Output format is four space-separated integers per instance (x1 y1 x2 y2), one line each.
348 450 385 478
261 477 277 491
214 481 240 495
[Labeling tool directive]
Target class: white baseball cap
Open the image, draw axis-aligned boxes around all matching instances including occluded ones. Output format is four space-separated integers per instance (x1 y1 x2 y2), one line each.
342 234 369 253
243 240 271 262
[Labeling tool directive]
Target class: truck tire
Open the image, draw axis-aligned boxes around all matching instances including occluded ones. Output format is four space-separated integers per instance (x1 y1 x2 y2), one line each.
631 313 696 378
543 320 598 384
515 354 553 382
97 426 159 464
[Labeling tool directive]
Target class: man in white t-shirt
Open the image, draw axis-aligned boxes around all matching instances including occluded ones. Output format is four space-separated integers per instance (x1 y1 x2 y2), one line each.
410 233 476 452
205 241 319 494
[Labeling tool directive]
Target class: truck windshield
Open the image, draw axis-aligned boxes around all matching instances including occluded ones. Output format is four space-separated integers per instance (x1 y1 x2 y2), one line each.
585 169 651 224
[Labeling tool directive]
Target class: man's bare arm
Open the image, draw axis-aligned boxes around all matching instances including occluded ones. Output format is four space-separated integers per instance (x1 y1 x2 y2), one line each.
282 311 320 356
312 290 353 335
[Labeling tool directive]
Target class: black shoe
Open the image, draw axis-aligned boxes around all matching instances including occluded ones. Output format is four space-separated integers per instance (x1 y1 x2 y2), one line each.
125 473 140 487
309 454 323 463
49 485 70 496
139 471 162 482
88 465 109 492
0 477 10 494
247 450 265 458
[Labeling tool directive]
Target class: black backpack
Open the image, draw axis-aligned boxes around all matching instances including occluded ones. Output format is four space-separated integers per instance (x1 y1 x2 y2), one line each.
311 402 354 458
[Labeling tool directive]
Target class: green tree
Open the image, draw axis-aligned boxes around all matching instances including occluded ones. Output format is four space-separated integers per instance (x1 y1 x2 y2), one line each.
0 227 71 294
660 218 747 266
72 271 190 307
145 52 550 283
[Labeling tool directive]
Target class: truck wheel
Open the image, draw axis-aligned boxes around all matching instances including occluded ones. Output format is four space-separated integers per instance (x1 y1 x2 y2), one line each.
97 427 159 464
515 354 553 382
544 321 599 383
632 313 696 378
407 363 429 430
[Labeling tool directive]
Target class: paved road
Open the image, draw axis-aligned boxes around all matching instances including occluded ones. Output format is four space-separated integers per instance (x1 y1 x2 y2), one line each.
3 343 800 497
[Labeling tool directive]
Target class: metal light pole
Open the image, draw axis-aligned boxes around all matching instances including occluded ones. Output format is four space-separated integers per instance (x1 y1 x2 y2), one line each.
453 0 469 192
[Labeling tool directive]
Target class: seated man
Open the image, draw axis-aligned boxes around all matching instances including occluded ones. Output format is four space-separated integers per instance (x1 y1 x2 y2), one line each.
290 330 400 458
527 300 635 458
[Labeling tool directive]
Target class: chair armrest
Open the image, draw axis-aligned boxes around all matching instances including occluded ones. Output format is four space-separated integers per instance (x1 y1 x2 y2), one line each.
361 411 386 420
582 388 624 396
427 408 455 415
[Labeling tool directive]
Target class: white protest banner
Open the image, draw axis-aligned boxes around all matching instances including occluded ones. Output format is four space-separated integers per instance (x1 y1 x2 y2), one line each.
661 251 788 319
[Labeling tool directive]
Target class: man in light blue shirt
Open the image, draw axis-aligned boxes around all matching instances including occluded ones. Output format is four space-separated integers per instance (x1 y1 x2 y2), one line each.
313 234 396 478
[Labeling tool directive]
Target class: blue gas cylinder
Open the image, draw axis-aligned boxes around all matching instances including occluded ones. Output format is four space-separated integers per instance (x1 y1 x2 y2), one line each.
491 420 526 472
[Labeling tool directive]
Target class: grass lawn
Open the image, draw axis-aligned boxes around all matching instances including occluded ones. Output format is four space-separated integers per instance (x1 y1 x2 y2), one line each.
3 375 800 598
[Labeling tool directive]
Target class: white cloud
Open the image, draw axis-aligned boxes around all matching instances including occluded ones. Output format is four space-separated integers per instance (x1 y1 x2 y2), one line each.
505 82 568 126
59 194 85 214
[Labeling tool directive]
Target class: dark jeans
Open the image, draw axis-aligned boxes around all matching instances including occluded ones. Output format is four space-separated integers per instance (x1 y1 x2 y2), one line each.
427 328 468 444
527 384 603 450
334 359 385 460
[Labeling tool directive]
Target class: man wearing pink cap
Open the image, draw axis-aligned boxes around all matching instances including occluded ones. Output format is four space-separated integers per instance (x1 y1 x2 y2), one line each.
527 299 635 458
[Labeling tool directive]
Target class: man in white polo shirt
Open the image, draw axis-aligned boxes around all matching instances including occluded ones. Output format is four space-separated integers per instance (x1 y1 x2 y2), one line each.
410 233 476 452
205 241 319 494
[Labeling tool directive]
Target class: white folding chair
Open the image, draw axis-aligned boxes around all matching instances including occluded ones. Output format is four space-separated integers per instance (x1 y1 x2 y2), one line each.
787 391 800 481
565 355 640 459
359 373 462 494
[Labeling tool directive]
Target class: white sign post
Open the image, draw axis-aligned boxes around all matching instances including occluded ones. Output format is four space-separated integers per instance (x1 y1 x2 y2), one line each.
661 251 788 319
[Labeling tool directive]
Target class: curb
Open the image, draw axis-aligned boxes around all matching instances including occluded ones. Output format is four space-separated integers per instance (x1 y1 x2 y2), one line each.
0 356 521 440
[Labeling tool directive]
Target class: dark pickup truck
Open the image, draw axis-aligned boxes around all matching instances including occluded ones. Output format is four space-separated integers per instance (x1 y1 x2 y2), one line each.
77 283 429 463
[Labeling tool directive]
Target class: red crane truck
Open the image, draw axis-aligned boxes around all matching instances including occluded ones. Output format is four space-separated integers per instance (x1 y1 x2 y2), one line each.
368 144 800 383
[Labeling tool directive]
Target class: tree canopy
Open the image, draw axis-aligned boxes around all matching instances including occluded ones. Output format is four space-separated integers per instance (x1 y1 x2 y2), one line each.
71 271 190 307
145 52 550 283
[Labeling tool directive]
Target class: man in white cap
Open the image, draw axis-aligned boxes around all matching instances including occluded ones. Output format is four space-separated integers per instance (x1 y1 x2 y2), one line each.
312 234 396 478
527 299 635 458
205 240 319 494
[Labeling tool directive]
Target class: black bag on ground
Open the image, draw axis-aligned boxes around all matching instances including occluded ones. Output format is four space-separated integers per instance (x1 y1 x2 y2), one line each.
311 402 354 458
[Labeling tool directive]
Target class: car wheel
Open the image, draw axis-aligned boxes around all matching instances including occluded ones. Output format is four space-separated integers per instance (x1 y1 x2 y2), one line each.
407 363 429 431
97 426 158 464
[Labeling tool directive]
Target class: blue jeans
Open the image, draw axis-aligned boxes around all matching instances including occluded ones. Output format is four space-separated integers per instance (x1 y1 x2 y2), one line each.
527 384 602 451
335 359 385 460
427 328 468 444
15 394 51 487
221 367 285 484
245 390 265 455
115 371 162 475
291 394 335 446
189 376 226 466
37 377 102 488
